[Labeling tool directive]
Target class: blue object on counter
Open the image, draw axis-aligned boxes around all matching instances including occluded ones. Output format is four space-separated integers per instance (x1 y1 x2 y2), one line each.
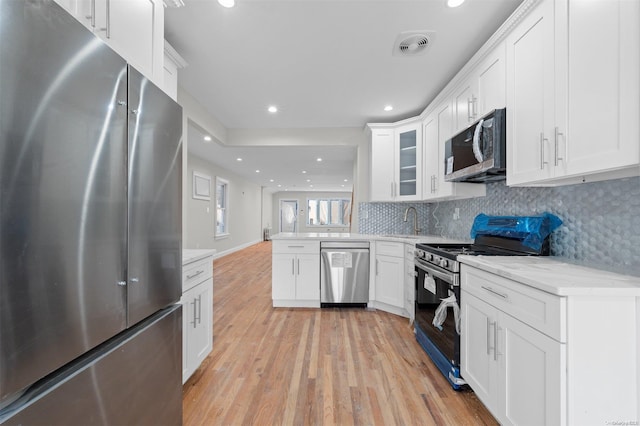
470 212 563 251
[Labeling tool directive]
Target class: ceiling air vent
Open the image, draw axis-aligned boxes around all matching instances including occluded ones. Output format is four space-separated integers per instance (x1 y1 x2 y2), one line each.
393 31 436 57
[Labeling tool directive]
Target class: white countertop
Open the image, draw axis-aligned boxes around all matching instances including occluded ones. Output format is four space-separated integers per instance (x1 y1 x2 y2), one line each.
271 232 470 245
183 249 216 265
459 255 640 296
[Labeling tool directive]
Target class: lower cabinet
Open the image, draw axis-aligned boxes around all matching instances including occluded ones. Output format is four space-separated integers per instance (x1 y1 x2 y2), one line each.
372 241 405 316
403 243 416 321
272 240 320 307
461 291 562 425
181 252 214 384
461 263 639 425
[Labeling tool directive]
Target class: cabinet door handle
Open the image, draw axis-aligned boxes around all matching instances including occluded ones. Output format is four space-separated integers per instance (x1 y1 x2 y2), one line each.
375 259 379 276
287 245 304 248
291 258 295 275
191 299 197 328
494 324 502 361
87 0 96 27
467 98 473 122
486 318 492 355
554 127 564 166
481 286 509 300
472 95 478 120
186 270 204 280
105 0 111 39
297 259 300 275
539 133 549 170
196 295 202 325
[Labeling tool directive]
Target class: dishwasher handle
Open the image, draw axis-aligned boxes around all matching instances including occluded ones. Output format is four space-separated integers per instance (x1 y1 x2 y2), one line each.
320 241 370 249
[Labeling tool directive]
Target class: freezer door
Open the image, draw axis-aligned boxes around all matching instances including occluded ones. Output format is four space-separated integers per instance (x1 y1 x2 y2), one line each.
0 1 128 403
0 305 182 426
127 67 183 326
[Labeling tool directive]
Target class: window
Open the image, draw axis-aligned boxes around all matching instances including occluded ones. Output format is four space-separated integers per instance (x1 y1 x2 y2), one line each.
307 198 351 226
215 177 229 237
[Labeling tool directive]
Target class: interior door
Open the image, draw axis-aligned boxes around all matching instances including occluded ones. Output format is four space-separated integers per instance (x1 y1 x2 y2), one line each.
279 200 298 233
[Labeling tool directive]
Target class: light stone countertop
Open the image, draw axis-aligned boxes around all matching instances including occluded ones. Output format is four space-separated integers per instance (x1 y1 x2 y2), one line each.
270 232 470 245
183 249 216 265
458 255 640 296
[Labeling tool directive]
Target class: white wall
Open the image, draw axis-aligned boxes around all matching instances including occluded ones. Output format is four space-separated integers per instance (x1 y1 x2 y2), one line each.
271 191 353 234
186 154 263 253
262 188 274 237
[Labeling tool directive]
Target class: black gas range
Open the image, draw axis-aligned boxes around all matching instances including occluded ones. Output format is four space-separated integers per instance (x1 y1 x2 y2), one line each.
413 214 561 390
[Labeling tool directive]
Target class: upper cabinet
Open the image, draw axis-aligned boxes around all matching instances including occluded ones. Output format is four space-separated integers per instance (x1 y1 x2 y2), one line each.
453 43 506 134
507 0 640 186
422 101 486 201
369 121 422 202
54 0 164 86
163 41 188 102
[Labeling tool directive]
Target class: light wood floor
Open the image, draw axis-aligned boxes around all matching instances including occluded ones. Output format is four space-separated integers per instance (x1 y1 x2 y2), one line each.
183 241 497 425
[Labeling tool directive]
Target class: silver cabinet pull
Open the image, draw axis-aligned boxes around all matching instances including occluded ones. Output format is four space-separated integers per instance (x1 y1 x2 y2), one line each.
539 133 548 170
495 325 502 360
191 298 197 328
88 0 96 27
471 95 478 121
291 258 295 275
554 127 564 166
105 0 111 39
375 259 379 276
486 317 492 355
196 295 202 325
287 245 304 248
467 97 473 122
186 270 204 280
297 259 300 275
481 286 509 300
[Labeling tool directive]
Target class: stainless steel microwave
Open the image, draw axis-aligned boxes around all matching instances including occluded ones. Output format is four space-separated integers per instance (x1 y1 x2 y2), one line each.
444 108 506 183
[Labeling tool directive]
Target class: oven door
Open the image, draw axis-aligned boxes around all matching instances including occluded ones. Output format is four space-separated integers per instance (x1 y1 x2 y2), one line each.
414 258 460 368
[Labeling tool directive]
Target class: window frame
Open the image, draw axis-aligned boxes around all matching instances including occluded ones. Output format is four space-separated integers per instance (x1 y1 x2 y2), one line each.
215 177 230 239
306 197 351 227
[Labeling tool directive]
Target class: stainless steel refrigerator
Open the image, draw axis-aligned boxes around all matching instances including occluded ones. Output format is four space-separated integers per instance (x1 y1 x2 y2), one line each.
0 1 183 424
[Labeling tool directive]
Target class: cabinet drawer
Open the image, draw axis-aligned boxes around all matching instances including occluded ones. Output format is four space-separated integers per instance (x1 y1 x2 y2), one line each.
183 257 213 292
376 241 403 258
461 265 565 342
273 240 319 254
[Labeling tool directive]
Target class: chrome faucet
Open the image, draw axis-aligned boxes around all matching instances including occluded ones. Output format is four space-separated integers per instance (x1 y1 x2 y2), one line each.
403 206 421 235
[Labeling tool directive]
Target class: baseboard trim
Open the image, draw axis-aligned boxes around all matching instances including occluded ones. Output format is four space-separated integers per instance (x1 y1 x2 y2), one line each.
212 239 263 259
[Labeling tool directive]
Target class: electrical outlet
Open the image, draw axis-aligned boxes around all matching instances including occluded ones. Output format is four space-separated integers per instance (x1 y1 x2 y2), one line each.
453 208 460 220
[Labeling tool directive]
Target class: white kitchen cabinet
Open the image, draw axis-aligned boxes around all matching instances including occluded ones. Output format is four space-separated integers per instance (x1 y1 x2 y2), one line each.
163 40 188 101
369 128 396 201
372 241 405 316
453 43 506 134
507 0 640 186
181 253 214 384
460 263 638 425
53 0 164 85
403 243 416 322
368 121 422 202
272 240 320 307
423 102 486 201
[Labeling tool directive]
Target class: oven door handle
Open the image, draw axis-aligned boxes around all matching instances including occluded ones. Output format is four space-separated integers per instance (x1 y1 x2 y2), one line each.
415 258 457 284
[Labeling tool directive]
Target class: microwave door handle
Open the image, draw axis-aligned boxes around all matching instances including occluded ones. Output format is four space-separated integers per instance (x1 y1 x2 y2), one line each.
472 119 484 163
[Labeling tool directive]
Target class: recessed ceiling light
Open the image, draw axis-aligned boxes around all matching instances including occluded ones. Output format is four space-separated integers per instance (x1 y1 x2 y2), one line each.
203 135 212 142
341 185 345 187
306 179 311 182
384 105 393 112
302 170 307 174
269 179 274 182
218 0 235 8
277 184 282 188
309 185 313 188
316 158 322 162
236 158 243 162
255 170 260 173
267 105 278 113
344 179 348 182
446 0 465 7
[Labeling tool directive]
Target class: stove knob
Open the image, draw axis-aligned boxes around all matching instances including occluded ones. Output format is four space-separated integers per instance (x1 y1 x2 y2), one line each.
440 259 449 268
426 254 434 262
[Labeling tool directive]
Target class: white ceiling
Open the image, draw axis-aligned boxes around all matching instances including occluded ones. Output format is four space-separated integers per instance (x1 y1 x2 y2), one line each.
166 0 523 191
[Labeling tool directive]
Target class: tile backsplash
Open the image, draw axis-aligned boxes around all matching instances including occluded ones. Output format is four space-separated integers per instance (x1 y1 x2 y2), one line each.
359 177 640 276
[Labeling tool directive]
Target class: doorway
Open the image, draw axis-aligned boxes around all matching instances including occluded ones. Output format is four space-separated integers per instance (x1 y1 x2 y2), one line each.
279 200 298 233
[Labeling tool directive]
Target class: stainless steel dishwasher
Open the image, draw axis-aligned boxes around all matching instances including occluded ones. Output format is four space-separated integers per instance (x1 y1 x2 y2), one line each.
320 241 370 307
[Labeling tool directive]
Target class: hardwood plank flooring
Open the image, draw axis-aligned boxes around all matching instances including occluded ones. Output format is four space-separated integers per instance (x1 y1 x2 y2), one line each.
183 241 497 425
